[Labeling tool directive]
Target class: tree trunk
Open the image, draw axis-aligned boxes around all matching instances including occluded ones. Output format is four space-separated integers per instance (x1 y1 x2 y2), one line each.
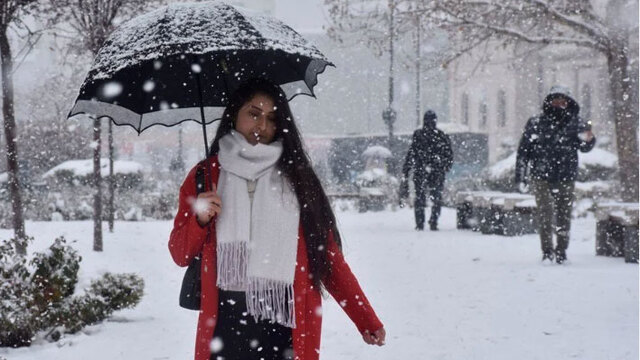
0 28 26 255
93 117 103 251
108 120 114 232
607 43 639 202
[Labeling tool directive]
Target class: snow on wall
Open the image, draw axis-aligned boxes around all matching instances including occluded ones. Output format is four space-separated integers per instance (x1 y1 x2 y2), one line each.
487 148 618 180
42 159 143 179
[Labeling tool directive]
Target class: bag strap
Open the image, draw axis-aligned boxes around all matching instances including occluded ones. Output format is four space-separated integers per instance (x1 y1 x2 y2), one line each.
194 159 211 246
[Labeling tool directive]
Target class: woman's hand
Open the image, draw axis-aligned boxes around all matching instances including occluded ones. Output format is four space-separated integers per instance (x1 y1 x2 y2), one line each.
362 327 386 346
193 183 222 227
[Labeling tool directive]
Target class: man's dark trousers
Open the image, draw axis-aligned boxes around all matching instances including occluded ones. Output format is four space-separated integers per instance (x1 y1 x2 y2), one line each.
413 177 444 229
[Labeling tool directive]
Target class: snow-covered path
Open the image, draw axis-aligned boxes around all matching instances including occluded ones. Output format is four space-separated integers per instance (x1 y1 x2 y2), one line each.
1 208 637 360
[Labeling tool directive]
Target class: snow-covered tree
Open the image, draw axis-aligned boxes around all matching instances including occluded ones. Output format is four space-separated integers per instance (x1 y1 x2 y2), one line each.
53 0 154 250
0 0 57 255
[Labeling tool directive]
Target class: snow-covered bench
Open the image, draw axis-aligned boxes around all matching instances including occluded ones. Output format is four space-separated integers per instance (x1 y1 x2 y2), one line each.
357 187 386 212
455 191 502 232
456 191 537 236
595 202 639 263
326 192 360 201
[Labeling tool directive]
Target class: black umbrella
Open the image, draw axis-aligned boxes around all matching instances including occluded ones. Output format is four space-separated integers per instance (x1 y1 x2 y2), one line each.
68 1 333 156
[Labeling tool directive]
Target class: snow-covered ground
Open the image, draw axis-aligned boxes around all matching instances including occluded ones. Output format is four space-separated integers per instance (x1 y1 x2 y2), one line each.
1 208 637 360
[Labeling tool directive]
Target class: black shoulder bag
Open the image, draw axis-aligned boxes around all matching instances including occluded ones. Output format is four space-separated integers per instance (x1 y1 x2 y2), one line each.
179 163 208 310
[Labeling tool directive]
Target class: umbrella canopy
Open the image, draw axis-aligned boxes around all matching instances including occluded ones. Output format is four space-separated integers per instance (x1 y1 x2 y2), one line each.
68 1 333 134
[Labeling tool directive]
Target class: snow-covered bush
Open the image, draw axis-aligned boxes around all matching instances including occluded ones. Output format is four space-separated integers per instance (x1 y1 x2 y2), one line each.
56 272 145 335
0 202 11 229
0 237 33 347
12 178 179 222
0 236 144 348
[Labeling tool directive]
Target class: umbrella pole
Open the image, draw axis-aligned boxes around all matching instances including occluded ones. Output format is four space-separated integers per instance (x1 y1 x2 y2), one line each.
200 108 209 159
196 71 212 192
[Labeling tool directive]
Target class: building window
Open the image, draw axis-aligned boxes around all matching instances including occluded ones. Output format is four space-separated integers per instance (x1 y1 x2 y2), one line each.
479 101 488 128
537 63 545 104
462 92 469 125
582 84 592 120
498 89 507 127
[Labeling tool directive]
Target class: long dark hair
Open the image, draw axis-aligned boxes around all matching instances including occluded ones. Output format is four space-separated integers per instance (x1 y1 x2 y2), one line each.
210 78 342 288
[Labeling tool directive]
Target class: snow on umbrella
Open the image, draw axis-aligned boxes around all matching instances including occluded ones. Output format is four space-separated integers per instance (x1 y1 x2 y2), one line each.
67 1 333 154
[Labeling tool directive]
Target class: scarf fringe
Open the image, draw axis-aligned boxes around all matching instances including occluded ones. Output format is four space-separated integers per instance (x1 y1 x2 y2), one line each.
216 242 248 289
246 277 296 328
217 244 296 328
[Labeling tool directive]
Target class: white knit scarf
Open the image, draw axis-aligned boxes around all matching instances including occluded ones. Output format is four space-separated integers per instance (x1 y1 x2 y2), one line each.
216 130 300 328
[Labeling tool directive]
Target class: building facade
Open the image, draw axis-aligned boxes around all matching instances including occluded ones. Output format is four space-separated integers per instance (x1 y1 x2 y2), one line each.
446 0 638 163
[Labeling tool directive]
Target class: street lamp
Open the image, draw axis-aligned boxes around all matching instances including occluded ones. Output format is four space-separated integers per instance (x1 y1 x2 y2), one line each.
385 0 395 144
383 107 396 140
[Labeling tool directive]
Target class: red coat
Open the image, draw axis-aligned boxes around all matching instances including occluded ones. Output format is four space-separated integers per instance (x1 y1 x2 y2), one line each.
169 156 383 360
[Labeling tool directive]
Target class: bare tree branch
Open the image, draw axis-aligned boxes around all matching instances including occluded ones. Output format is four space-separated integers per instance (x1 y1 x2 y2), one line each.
527 0 610 48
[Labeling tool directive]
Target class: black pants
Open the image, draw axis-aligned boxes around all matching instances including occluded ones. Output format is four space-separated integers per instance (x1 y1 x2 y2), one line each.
210 290 293 360
414 178 444 228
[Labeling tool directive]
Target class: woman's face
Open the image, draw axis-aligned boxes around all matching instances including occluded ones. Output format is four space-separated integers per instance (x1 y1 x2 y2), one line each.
234 93 278 145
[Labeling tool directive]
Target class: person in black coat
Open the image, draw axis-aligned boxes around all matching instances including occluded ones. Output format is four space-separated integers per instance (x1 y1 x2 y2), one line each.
516 85 596 264
400 110 453 231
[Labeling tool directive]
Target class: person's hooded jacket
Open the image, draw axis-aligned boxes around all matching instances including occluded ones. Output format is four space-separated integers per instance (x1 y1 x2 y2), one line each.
515 85 596 184
402 110 453 187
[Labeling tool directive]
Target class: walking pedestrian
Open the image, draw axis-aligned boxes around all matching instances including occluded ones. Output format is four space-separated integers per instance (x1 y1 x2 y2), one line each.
169 78 385 360
400 110 453 231
515 85 596 264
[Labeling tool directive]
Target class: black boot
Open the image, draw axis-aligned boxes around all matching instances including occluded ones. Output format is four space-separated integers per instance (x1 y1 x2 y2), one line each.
555 248 567 264
415 208 425 231
542 250 554 262
428 209 440 231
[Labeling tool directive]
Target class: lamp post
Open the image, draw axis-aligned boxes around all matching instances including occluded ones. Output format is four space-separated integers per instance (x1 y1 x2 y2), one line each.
415 15 421 128
384 0 396 146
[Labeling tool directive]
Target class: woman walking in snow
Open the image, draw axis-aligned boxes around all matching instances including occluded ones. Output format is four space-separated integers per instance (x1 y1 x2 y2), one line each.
169 78 385 360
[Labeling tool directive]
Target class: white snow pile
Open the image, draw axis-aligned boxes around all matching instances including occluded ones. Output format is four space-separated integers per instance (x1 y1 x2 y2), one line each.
42 159 143 179
574 181 614 193
90 1 327 80
487 152 517 180
487 148 618 180
436 122 470 134
578 147 618 168
362 146 392 159
0 172 7 184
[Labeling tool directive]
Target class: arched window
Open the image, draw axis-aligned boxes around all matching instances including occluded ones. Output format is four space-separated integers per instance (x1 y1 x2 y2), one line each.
582 84 592 120
537 63 545 104
498 89 507 127
462 92 469 125
479 101 488 128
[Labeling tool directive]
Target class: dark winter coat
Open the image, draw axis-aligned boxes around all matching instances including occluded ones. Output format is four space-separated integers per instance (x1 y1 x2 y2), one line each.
402 125 453 187
515 91 596 184
169 156 383 360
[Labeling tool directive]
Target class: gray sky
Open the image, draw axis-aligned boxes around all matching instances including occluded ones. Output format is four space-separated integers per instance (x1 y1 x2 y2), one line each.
275 0 328 33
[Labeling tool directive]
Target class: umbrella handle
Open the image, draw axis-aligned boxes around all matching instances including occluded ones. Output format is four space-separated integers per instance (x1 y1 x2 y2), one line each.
194 67 218 194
